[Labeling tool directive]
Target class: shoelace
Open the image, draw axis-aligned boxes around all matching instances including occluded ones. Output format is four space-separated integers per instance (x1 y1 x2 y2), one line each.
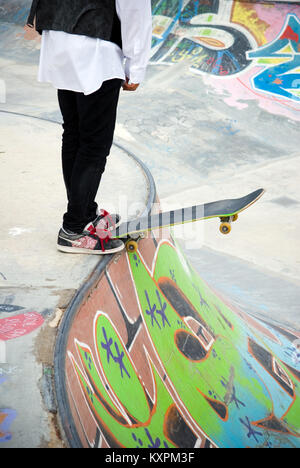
87 225 112 252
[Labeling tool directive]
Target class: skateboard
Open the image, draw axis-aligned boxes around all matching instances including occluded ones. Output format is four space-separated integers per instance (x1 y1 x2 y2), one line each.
111 188 265 253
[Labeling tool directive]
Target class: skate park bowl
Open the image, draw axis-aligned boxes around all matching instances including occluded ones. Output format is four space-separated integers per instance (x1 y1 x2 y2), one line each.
55 229 300 449
55 0 300 447
1 0 300 449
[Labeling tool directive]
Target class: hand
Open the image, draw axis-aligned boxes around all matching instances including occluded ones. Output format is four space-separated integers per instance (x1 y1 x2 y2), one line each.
122 77 140 92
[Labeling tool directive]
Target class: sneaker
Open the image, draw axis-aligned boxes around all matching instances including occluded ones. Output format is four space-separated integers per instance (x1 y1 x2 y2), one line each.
93 209 121 232
57 222 124 255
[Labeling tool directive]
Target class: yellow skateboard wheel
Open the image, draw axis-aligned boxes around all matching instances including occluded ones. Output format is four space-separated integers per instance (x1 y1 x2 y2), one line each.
220 222 232 235
126 240 138 253
232 214 238 222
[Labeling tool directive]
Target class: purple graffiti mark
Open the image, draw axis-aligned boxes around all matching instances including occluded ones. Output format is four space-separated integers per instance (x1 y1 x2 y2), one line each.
100 327 130 379
144 428 169 449
192 283 209 308
243 358 255 373
198 291 209 308
145 428 161 448
113 342 131 379
145 290 170 329
177 319 187 330
101 327 114 364
229 387 246 410
132 429 169 449
132 432 144 447
86 385 94 405
221 378 246 410
0 409 17 443
84 351 92 371
145 290 161 329
133 254 141 268
155 290 170 328
239 416 263 443
208 390 218 401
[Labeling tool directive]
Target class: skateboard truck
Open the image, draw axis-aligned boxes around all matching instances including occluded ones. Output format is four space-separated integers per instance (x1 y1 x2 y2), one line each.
125 232 145 253
219 214 239 235
126 239 139 253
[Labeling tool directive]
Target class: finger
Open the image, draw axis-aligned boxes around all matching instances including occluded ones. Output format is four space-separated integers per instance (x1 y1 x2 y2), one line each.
122 82 140 92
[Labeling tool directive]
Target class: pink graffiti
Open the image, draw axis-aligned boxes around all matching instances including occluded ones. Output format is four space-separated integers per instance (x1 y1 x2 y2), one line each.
0 312 44 341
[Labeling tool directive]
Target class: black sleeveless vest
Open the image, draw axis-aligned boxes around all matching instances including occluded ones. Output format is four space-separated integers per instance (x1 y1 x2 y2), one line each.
27 0 122 48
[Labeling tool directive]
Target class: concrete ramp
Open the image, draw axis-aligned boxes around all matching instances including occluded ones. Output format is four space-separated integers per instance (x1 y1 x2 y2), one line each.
55 232 300 448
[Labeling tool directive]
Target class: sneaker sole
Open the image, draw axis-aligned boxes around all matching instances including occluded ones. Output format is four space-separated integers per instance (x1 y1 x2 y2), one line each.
57 244 125 255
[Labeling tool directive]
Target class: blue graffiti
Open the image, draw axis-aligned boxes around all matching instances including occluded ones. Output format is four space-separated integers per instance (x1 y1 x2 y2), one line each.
132 428 169 449
221 378 246 410
248 15 300 102
101 327 114 364
0 409 17 443
0 377 17 443
100 327 130 379
192 283 209 308
145 290 170 329
239 416 263 443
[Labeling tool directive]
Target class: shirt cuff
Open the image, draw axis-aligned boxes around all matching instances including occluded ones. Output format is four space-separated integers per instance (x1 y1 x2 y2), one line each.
125 59 147 84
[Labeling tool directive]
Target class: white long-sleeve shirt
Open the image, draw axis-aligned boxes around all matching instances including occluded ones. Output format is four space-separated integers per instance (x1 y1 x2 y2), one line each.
38 0 153 95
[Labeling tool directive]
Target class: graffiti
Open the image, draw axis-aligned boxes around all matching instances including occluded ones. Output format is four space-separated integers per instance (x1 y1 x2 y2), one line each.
150 0 300 113
0 408 17 443
151 0 253 76
0 305 25 313
248 15 300 102
0 366 19 376
145 289 170 329
0 377 17 443
0 312 44 341
69 313 199 448
67 239 300 448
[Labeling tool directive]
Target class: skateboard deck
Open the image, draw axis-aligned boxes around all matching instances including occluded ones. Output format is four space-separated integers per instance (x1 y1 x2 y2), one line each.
111 188 265 252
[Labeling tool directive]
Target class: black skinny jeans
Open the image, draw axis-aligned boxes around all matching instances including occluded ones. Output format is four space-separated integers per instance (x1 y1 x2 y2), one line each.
57 79 122 234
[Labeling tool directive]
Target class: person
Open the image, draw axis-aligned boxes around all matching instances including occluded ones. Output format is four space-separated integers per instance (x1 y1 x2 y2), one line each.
26 0 152 255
